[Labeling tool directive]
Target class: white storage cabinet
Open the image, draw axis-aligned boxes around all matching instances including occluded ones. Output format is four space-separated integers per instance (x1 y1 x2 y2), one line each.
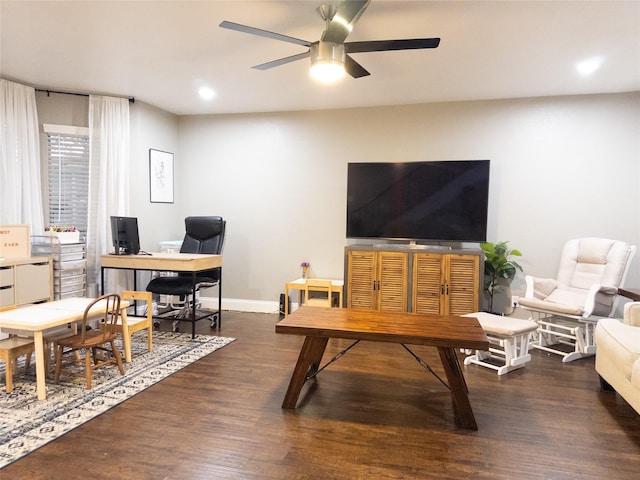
32 236 87 300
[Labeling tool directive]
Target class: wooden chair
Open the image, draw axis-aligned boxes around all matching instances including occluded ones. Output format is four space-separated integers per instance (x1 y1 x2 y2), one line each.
304 279 334 308
116 290 153 362
0 330 35 393
54 293 125 389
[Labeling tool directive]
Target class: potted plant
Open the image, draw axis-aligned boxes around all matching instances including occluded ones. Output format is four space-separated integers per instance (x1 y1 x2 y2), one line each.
480 241 523 314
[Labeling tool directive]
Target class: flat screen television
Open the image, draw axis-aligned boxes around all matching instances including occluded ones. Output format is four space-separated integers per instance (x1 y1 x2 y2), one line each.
110 216 140 255
346 160 490 243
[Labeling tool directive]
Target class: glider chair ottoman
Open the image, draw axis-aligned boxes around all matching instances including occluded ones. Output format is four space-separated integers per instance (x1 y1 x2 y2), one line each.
595 301 640 414
462 312 539 375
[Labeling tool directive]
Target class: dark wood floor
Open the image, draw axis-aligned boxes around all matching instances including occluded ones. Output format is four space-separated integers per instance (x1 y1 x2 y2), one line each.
3 311 639 479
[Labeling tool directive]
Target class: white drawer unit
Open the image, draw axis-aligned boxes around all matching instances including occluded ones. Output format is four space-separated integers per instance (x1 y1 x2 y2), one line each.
0 257 53 309
32 236 87 300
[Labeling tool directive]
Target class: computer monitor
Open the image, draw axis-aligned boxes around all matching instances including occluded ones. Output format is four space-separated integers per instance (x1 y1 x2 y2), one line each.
110 216 140 255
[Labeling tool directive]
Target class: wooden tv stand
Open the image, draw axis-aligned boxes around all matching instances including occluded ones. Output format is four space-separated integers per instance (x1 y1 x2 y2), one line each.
344 244 483 315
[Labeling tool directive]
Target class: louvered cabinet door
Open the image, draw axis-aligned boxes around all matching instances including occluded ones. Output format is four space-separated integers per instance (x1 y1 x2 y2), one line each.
412 253 446 314
377 251 408 312
347 250 377 310
446 254 480 315
347 247 481 315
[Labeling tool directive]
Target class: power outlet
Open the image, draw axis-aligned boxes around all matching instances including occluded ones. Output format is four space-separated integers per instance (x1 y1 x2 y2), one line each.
512 295 519 307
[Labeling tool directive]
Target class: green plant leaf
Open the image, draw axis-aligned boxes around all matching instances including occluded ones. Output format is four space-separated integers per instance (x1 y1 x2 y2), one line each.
481 240 524 308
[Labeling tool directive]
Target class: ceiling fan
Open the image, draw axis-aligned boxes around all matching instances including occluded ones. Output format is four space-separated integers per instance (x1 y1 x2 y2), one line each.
219 0 440 81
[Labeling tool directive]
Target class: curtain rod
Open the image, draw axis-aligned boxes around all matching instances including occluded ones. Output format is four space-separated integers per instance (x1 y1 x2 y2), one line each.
35 88 135 104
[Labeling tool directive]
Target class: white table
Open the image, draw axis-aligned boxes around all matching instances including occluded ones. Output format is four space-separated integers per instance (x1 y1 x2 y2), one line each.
0 298 129 400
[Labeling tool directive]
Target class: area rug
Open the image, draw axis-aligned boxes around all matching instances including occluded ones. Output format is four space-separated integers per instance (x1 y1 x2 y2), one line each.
0 331 235 469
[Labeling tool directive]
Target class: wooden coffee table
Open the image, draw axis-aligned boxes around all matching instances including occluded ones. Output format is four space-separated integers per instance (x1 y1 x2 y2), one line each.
276 306 489 430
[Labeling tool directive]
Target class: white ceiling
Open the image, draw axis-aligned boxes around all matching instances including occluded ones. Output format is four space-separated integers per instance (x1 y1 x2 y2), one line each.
1 1 639 116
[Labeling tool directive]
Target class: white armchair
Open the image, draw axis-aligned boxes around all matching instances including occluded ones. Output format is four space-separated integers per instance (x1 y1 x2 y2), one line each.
595 302 640 414
518 238 636 362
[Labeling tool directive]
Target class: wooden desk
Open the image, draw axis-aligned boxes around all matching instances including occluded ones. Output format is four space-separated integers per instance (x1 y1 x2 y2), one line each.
101 252 221 272
101 252 222 337
0 297 129 400
618 287 640 301
276 306 489 430
284 278 343 315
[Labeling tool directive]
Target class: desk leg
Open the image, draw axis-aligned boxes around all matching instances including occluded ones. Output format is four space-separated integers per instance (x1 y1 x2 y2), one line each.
437 347 477 430
282 336 329 409
34 331 47 400
218 269 222 328
191 280 197 339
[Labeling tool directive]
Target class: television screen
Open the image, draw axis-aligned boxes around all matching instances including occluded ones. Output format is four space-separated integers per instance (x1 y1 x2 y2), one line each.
346 160 490 242
110 216 140 255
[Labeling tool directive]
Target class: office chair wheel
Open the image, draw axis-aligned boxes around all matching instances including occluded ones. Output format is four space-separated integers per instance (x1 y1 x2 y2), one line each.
210 313 218 329
153 320 160 328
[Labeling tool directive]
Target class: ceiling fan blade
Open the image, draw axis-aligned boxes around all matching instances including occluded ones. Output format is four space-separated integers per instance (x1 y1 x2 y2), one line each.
220 20 311 47
346 38 441 53
345 55 370 78
321 0 371 44
252 51 311 71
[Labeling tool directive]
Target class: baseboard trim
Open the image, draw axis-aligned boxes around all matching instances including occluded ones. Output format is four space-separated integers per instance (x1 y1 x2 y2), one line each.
200 296 285 314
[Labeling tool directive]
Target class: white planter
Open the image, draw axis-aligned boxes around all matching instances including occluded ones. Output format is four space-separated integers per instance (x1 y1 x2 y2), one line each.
46 231 80 244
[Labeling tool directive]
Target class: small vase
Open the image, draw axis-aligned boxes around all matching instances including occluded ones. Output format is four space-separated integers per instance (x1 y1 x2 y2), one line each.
302 268 308 279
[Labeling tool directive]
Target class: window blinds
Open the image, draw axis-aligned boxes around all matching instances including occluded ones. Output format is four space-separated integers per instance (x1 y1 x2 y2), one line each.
47 133 90 234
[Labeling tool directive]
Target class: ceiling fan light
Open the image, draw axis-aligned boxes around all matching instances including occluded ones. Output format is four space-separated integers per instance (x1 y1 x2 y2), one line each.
310 61 345 82
310 41 345 83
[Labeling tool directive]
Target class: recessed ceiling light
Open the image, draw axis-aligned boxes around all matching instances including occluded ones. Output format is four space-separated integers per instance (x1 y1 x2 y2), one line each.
198 86 216 100
576 57 603 76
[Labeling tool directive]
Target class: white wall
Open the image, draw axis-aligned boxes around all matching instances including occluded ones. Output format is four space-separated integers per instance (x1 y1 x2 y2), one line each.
176 92 640 309
129 101 181 250
34 91 640 312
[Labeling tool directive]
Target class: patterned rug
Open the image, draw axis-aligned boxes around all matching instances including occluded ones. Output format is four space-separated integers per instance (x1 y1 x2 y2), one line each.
0 331 235 469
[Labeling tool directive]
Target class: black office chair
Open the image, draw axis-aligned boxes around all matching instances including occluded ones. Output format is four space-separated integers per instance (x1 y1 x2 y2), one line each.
146 216 225 337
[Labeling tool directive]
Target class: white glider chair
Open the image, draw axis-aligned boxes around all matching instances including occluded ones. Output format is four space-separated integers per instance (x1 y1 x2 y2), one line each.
518 238 636 363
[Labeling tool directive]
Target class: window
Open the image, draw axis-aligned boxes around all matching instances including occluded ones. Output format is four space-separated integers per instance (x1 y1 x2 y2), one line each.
44 124 90 235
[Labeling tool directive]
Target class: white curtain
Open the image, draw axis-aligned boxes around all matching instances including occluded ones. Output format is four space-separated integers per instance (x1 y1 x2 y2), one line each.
87 95 130 292
0 79 45 234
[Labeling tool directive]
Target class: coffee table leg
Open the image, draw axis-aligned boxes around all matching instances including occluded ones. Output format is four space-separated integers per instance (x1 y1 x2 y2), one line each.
438 347 478 430
282 336 329 409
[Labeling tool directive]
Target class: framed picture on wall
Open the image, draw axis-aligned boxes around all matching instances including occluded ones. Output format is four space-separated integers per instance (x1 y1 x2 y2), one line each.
149 149 174 203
